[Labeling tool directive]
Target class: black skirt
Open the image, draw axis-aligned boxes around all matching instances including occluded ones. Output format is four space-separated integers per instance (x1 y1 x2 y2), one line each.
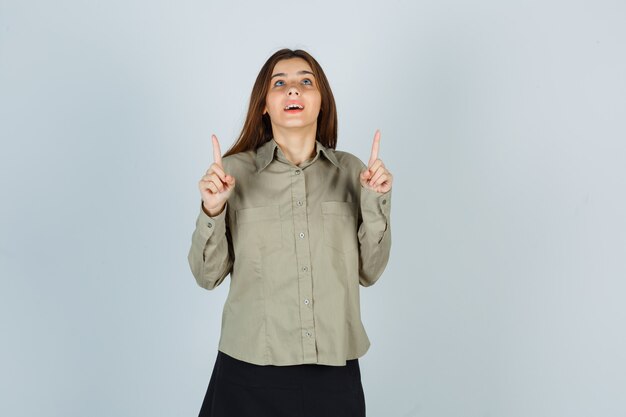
198 350 366 417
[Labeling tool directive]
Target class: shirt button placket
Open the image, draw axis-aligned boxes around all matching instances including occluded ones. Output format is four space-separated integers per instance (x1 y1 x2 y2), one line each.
291 167 317 363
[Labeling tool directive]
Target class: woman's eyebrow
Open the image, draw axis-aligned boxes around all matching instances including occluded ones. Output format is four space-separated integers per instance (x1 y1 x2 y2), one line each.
271 70 315 79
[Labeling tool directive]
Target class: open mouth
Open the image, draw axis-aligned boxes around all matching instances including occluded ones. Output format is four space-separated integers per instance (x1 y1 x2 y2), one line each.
284 103 304 112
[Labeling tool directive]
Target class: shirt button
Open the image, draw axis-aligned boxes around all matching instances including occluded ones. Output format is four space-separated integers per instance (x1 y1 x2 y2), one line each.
306 331 311 337
299 232 305 238
297 200 303 206
382 199 387 205
207 223 213 228
295 170 301 175
302 266 308 272
304 299 310 305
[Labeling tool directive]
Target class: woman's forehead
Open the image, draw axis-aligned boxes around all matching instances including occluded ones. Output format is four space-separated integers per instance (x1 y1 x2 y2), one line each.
271 58 314 75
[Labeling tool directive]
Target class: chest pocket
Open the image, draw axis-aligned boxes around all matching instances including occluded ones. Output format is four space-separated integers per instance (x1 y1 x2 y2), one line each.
236 205 283 255
321 201 358 254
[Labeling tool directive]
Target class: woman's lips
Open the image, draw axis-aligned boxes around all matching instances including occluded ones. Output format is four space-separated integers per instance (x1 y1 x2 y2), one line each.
284 100 304 113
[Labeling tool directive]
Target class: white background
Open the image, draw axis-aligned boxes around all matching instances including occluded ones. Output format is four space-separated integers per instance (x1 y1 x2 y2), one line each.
1 0 625 416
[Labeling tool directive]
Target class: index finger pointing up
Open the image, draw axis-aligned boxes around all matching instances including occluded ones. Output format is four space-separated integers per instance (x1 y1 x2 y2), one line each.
212 134 223 167
368 129 381 168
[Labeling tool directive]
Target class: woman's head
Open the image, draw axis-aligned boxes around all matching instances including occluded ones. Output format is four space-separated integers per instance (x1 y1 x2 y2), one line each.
263 57 322 138
224 49 337 157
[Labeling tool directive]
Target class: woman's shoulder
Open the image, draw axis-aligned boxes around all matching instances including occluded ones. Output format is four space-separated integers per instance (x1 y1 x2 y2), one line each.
330 148 367 171
221 150 256 175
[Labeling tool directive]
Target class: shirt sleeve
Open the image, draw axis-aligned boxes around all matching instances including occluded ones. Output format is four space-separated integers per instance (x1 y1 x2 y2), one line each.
357 186 392 287
187 201 234 290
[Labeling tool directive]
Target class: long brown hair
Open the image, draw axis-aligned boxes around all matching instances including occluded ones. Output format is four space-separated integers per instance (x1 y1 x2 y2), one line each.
223 49 338 157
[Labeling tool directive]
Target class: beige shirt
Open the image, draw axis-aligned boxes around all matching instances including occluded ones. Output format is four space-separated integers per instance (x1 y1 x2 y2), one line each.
187 138 392 366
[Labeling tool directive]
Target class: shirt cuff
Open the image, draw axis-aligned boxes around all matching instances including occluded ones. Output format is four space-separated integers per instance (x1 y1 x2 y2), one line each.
360 187 391 243
360 186 391 217
195 201 228 240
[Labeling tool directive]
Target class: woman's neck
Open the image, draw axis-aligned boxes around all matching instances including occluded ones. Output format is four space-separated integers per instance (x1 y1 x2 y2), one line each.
272 126 317 166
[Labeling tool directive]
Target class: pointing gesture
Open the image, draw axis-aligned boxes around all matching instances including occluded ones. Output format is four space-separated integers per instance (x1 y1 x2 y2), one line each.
212 133 223 167
368 129 381 168
199 134 236 217
360 130 393 194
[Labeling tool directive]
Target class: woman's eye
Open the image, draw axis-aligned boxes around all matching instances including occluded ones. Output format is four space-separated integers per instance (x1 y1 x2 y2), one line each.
274 80 285 87
302 79 312 85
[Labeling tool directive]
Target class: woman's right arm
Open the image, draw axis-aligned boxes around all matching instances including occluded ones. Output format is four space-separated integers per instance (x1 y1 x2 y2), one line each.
187 202 233 290
187 134 236 290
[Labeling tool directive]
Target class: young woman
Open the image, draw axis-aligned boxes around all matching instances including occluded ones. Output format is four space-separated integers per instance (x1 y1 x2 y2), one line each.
188 48 393 417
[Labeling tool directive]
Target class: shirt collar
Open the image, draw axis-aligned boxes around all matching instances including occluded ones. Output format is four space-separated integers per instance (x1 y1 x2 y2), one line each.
255 138 340 173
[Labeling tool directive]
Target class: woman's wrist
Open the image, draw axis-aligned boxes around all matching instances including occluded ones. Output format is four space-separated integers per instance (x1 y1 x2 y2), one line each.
203 202 225 217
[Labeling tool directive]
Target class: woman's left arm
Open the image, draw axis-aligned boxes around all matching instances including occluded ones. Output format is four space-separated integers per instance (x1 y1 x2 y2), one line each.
357 130 393 286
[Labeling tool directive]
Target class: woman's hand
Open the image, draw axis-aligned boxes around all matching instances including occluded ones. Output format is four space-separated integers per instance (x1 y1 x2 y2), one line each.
360 130 393 193
199 134 236 216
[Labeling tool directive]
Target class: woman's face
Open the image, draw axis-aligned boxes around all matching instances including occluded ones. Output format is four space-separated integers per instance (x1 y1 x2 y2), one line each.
263 58 322 134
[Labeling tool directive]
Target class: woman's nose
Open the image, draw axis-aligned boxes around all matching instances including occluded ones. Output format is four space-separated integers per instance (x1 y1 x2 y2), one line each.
287 86 300 96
